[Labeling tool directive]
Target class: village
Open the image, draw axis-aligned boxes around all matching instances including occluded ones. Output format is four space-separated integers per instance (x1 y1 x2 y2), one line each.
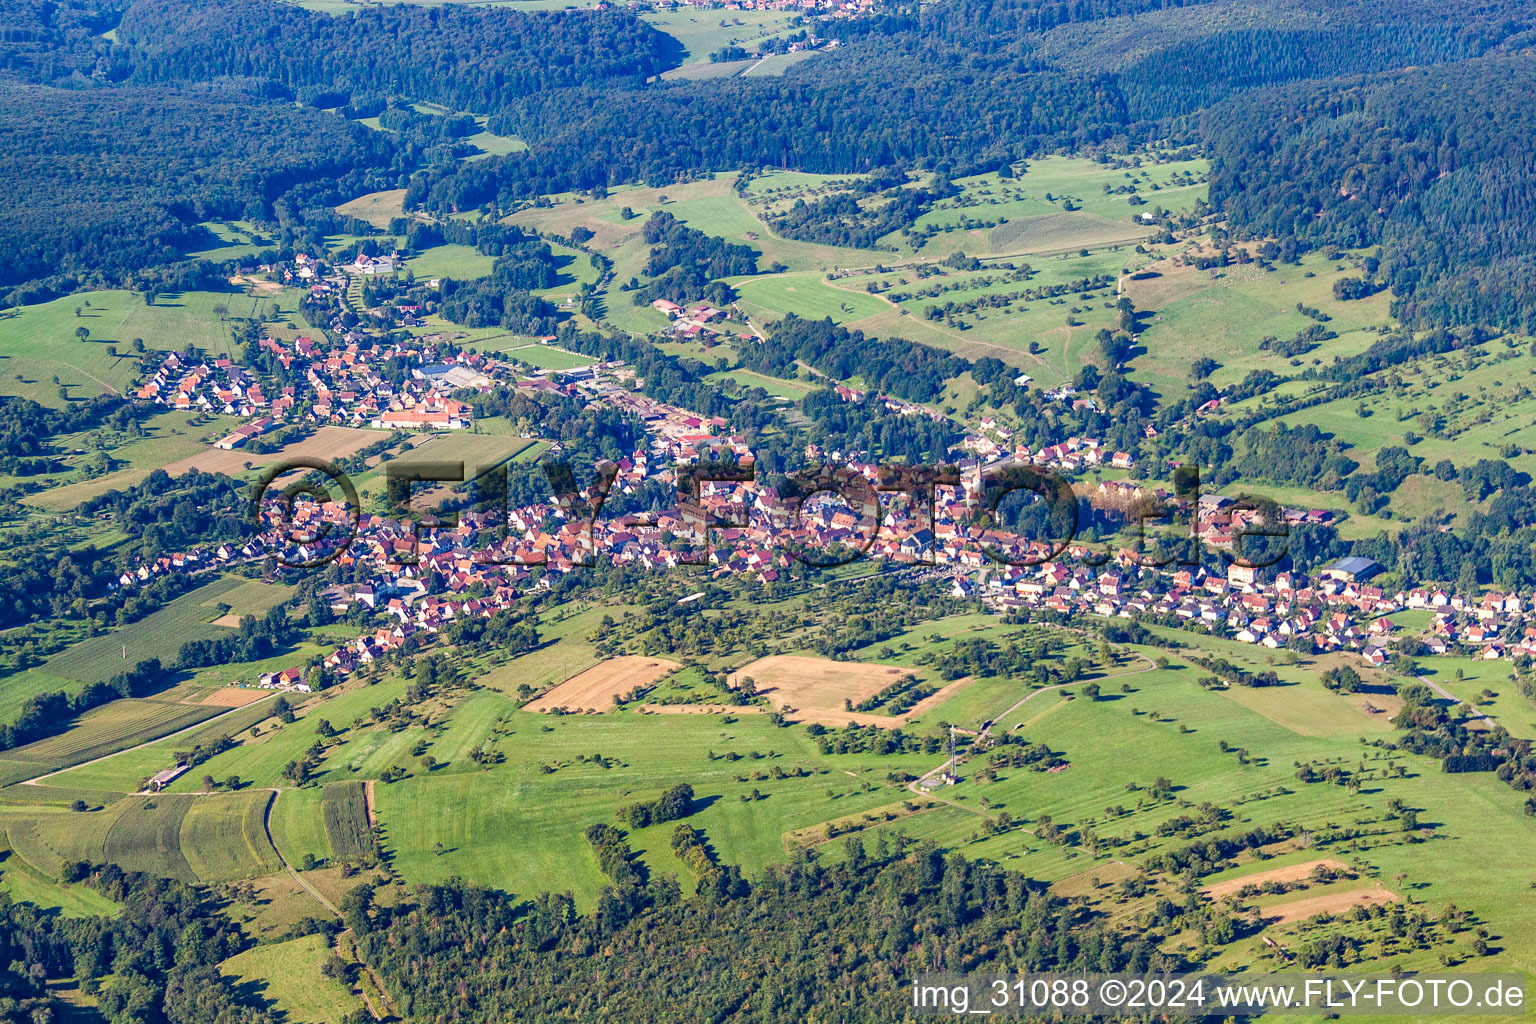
103 322 1536 701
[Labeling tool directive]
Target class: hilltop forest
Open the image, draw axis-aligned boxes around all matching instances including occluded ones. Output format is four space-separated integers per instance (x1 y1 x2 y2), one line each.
0 0 1534 332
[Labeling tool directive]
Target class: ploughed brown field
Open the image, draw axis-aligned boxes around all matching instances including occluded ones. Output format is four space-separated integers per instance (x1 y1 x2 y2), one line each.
1202 858 1352 899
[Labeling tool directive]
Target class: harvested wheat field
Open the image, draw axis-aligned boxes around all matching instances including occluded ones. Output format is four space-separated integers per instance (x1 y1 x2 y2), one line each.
201 687 272 708
1263 885 1399 925
30 426 382 511
525 656 680 713
173 425 379 476
728 655 910 720
1203 858 1352 900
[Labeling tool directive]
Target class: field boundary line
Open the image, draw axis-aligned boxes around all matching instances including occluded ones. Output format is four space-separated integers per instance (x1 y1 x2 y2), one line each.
14 692 278 789
906 652 1160 812
264 789 340 916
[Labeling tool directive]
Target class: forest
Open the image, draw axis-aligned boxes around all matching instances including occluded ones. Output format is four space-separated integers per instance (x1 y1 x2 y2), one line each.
116 0 678 108
353 836 1202 1024
0 863 291 1024
1208 55 1536 333
0 81 396 295
2 0 1531 306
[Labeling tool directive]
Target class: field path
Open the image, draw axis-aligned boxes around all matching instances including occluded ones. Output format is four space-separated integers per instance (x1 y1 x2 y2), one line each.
1420 676 1491 725
263 788 341 917
57 358 123 397
15 693 278 788
907 652 1160 810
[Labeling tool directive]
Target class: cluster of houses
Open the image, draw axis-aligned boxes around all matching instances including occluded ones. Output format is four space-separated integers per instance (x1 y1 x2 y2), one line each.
662 0 870 16
250 333 489 430
137 353 272 417
652 299 729 341
150 412 1536 693
962 432 1137 472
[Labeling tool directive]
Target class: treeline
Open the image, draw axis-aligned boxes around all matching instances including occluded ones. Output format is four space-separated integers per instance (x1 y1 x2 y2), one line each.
1351 480 1536 591
0 468 251 631
354 835 1181 1023
616 781 695 829
1208 55 1536 333
763 171 950 249
1231 423 1358 491
175 604 300 671
0 658 162 752
746 314 967 404
1392 683 1536 816
632 212 760 308
670 824 722 892
437 239 562 333
585 823 646 889
799 387 963 465
0 395 145 472
1141 823 1295 875
1188 655 1282 689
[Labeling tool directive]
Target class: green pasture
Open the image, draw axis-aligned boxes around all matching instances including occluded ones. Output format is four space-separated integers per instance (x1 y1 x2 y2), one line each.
640 9 798 63
0 288 301 406
220 933 364 1024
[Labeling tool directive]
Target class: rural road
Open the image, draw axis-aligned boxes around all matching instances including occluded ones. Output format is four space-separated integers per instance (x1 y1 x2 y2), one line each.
1419 676 1490 724
16 692 277 788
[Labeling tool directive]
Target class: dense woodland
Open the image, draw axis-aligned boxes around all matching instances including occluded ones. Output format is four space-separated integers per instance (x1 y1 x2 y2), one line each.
354 837 1197 1023
0 0 1532 309
1209 55 1536 333
116 0 678 108
0 81 395 296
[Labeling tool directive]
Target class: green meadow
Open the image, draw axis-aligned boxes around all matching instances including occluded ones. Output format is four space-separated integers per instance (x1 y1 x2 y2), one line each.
1128 248 1396 400
641 9 798 63
0 288 303 406
220 933 364 1024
